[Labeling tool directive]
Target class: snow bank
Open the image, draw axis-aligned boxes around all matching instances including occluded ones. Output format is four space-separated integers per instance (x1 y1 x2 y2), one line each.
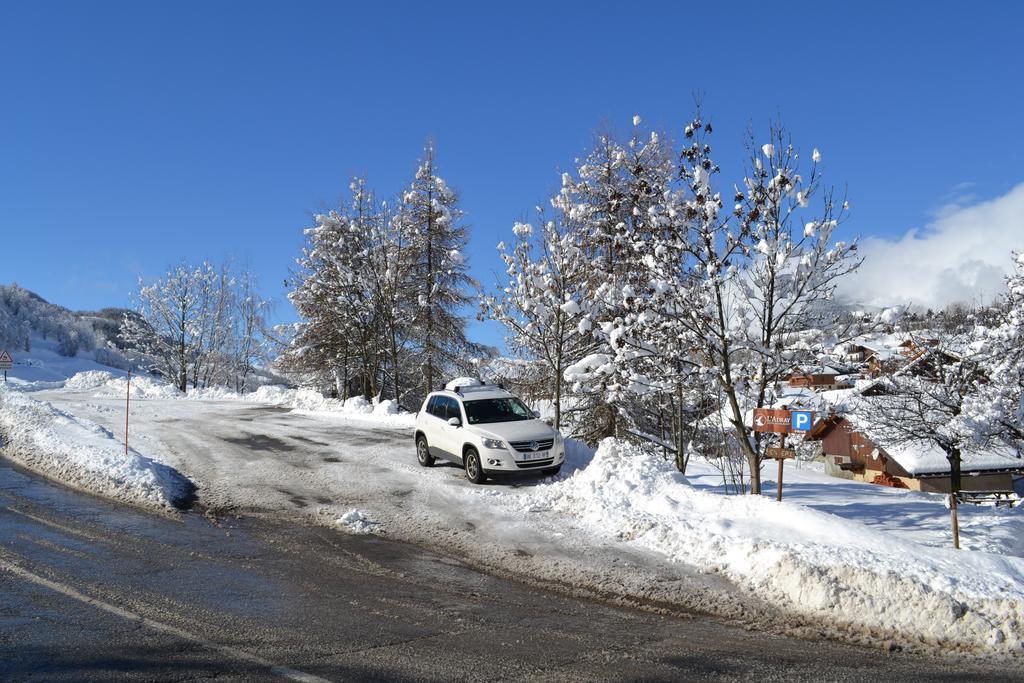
373 399 400 416
247 386 414 425
505 438 1024 655
63 370 119 391
0 386 192 509
64 370 183 400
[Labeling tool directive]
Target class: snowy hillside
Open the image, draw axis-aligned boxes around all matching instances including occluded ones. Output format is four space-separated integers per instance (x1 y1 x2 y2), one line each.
1 335 131 389
0 284 134 364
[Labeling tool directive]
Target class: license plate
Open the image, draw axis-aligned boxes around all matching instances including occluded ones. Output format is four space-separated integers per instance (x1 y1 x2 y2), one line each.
521 450 548 461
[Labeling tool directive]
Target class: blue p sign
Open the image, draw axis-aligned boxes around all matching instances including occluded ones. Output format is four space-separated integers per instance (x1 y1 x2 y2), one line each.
790 411 813 432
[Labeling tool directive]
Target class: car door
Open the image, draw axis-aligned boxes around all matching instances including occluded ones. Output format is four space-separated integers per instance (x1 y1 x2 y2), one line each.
426 396 454 461
424 396 446 459
437 396 465 462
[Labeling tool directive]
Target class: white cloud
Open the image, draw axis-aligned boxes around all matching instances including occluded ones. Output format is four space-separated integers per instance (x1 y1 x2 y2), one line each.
840 183 1024 310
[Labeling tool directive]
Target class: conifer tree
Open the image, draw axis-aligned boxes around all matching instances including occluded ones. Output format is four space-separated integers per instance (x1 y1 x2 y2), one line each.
397 142 477 394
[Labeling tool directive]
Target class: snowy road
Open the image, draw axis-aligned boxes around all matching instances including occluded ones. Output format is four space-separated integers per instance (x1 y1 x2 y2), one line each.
1 460 1013 682
15 385 1024 663
33 389 758 624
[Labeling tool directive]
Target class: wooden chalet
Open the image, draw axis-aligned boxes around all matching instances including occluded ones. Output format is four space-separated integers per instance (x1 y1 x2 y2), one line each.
783 365 848 391
840 343 874 363
807 414 1022 494
898 338 939 357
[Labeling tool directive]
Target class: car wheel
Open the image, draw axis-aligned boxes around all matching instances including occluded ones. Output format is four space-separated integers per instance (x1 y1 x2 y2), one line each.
416 435 435 467
541 465 561 477
464 447 485 484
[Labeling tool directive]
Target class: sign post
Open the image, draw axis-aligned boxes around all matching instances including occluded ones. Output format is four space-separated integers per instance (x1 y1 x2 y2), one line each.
777 433 787 502
0 350 12 383
752 408 814 501
125 369 131 455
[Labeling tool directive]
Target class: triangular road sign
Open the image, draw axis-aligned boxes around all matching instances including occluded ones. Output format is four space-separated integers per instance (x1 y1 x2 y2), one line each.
0 351 11 363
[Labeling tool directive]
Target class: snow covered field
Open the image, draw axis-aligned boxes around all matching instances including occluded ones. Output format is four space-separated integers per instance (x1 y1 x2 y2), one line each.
1 341 1023 660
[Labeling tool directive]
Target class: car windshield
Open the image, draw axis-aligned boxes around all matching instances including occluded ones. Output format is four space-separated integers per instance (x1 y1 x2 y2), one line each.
463 397 534 425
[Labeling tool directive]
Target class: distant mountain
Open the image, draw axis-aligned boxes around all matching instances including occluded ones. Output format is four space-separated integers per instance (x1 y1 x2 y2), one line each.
0 284 146 363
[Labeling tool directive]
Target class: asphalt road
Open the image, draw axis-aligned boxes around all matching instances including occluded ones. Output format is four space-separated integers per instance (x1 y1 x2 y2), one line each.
0 460 1017 682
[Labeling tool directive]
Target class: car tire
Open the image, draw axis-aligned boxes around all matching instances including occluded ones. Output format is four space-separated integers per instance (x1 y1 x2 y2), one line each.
541 465 561 477
464 447 486 484
416 435 435 467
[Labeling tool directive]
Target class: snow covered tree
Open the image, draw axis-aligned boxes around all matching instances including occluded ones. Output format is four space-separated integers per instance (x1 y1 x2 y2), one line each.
535 112 862 482
482 213 594 430
669 115 861 494
190 261 236 389
485 112 861 475
124 261 224 392
968 252 1024 453
282 172 459 407
854 337 991 548
231 268 273 392
397 142 478 395
552 120 687 442
124 261 271 392
366 196 416 406
284 189 379 398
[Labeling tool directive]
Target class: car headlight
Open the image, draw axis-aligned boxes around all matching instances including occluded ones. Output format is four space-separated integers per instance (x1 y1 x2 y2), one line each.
554 432 564 445
482 438 506 450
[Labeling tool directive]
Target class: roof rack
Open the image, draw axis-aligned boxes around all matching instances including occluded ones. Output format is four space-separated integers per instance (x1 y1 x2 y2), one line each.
456 384 496 396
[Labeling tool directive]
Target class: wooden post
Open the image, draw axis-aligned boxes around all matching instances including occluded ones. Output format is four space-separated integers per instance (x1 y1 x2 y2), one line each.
950 492 960 550
776 433 786 502
125 369 131 456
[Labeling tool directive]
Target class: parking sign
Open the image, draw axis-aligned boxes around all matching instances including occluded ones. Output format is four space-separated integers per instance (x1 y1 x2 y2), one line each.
790 410 814 432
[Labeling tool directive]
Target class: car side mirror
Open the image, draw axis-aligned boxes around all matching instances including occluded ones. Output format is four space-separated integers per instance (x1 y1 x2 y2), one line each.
447 416 461 427
532 410 541 419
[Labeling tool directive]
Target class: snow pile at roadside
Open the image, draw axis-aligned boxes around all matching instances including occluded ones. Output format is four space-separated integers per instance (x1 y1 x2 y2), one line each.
250 386 412 424
336 509 378 533
505 438 1024 655
0 386 192 509
64 370 183 399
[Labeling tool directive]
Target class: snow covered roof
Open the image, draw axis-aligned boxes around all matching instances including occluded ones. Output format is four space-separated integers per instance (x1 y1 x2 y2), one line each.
837 334 909 361
811 391 1023 476
884 439 1021 477
788 364 843 376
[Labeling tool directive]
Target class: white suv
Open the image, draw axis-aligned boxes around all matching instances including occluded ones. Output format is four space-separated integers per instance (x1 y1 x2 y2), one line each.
414 382 565 484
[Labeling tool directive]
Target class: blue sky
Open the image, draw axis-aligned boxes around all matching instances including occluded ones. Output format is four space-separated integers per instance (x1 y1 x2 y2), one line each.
2 1 1022 348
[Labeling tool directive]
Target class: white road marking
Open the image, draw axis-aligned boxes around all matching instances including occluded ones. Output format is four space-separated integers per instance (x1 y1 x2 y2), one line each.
0 550 332 683
4 505 101 541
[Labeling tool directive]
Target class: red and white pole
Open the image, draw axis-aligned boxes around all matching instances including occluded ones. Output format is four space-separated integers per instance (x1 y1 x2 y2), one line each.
125 369 131 455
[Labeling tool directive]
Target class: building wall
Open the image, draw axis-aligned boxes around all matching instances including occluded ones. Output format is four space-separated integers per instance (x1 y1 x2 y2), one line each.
841 468 1014 493
820 420 884 472
788 374 840 389
912 473 1014 494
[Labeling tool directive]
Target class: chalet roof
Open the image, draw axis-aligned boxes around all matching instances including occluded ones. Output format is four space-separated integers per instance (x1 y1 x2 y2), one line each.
788 364 843 376
808 405 1022 476
836 334 908 361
